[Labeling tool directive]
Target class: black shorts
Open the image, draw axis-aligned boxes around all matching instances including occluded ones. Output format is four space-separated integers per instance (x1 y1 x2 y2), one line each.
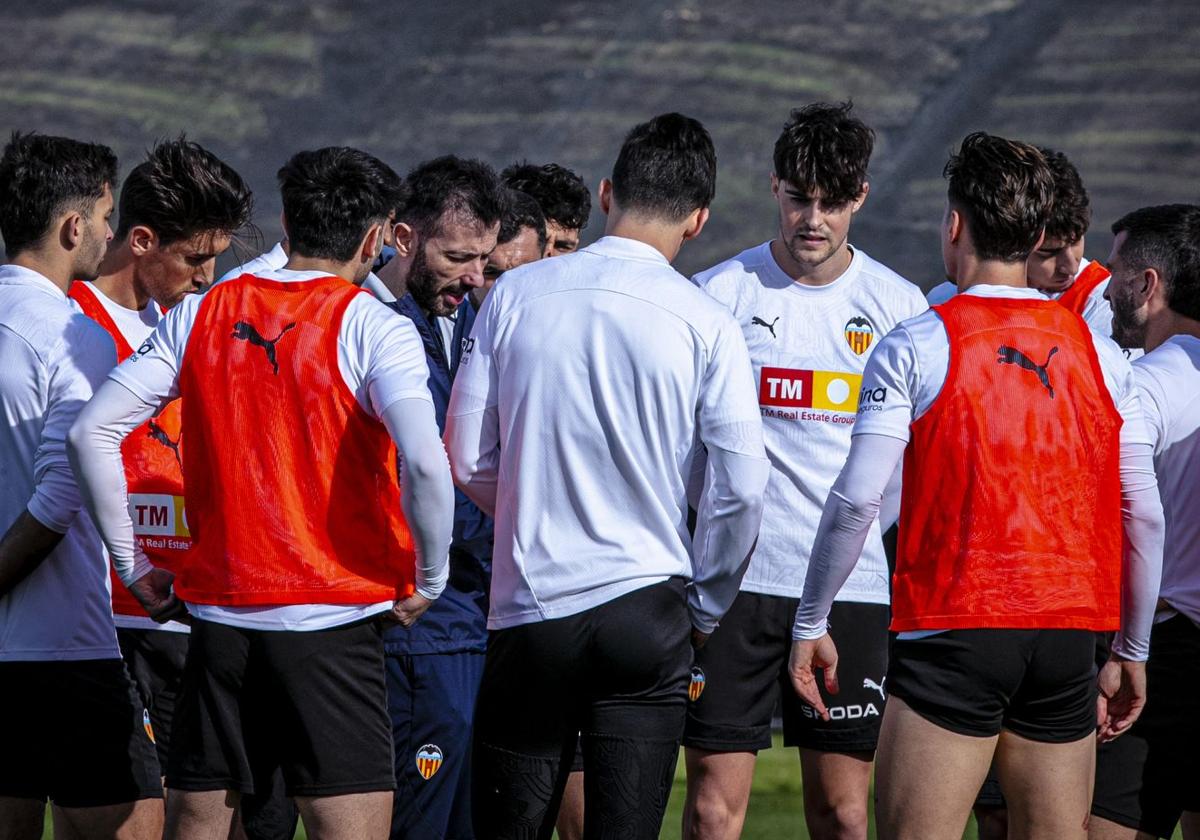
0 659 162 807
118 627 189 768
683 594 890 753
889 628 1097 742
166 617 395 797
1092 614 1200 838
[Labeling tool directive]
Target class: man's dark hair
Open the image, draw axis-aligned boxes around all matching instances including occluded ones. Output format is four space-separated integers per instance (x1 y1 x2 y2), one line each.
1037 146 1090 244
116 137 254 247
773 102 874 205
501 162 591 231
277 147 402 262
611 113 716 221
944 132 1054 263
498 189 548 254
0 131 118 258
397 155 506 238
1112 204 1200 321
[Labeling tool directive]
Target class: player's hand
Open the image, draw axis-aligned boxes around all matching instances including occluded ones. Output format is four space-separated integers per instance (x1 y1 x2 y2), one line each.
128 568 188 624
389 592 433 627
690 627 711 650
1096 655 1146 742
788 633 839 721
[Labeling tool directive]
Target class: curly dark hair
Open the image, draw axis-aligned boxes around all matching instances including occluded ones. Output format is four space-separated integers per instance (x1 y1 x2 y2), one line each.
1113 204 1200 322
498 189 548 254
611 113 716 222
1037 146 1090 244
944 133 1054 263
277 147 402 263
773 102 874 205
0 131 118 258
116 137 253 247
398 155 507 238
501 162 591 231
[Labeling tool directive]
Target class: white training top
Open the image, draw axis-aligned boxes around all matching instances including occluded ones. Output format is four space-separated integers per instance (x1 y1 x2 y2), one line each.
926 280 956 305
693 242 926 602
218 241 396 302
104 268 440 630
72 282 188 633
0 266 120 661
447 235 768 631
1134 335 1200 627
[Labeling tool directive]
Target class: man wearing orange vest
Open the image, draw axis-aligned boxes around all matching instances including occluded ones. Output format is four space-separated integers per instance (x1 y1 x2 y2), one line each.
70 146 454 840
788 133 1165 840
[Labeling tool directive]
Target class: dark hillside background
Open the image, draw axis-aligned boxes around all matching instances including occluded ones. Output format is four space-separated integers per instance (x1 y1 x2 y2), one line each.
2 0 1198 286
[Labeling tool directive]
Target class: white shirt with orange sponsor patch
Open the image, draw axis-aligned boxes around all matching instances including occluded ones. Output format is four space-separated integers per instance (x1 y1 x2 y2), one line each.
693 242 926 602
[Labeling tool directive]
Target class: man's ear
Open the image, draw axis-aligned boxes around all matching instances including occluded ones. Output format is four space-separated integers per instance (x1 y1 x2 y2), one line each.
682 207 710 243
127 225 158 257
392 222 418 258
598 179 613 215
60 211 85 250
1030 227 1046 254
361 222 385 263
1141 266 1163 304
946 208 964 244
851 182 870 214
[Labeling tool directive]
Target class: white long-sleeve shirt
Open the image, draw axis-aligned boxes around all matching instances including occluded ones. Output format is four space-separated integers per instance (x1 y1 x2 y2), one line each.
445 235 770 633
793 285 1164 660
69 268 452 631
0 265 120 660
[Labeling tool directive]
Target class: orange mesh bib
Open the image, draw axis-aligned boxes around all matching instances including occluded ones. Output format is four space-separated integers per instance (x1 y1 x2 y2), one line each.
175 275 415 606
70 282 188 618
893 294 1123 631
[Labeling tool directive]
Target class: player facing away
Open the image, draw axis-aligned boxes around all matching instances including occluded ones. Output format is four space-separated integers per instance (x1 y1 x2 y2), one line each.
0 133 164 840
500 161 592 256
69 146 455 840
1090 204 1200 840
380 155 507 840
681 102 926 840
789 133 1165 840
445 113 769 840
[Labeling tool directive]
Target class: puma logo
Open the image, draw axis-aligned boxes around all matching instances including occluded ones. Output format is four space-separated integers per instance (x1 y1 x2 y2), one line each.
863 676 886 701
231 321 296 375
146 419 181 468
751 316 779 338
996 345 1058 398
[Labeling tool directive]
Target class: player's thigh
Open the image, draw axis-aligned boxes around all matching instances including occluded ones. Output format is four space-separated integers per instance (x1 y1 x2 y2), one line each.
683 748 758 819
684 590 793 754
798 748 873 813
874 697 997 840
995 729 1093 840
781 601 890 756
295 791 392 840
52 798 163 840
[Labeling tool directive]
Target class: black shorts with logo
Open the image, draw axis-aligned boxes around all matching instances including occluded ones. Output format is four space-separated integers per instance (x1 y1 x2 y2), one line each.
1092 614 1200 838
118 627 189 768
888 627 1097 742
0 659 163 807
166 616 395 797
684 594 890 753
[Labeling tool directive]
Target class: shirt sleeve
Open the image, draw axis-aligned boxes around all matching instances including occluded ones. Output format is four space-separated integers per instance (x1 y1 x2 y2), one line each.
1131 363 1166 454
108 292 202 408
351 297 433 419
445 289 502 512
695 315 766 458
850 325 920 442
28 316 118 532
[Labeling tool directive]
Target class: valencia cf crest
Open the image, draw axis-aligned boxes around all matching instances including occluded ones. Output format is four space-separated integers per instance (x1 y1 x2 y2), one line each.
143 709 155 743
688 666 706 702
416 744 443 780
844 316 875 355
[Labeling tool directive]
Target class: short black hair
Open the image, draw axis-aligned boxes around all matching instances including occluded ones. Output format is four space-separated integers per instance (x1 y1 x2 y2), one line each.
944 132 1054 263
498 189 548 254
1037 146 1090 244
116 137 254 247
397 155 507 239
277 147 402 262
773 102 874 205
0 131 118 258
501 162 591 231
611 113 716 221
1112 204 1200 322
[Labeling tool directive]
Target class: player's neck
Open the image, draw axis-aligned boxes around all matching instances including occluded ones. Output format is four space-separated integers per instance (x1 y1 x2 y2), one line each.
1144 312 1200 353
770 238 852 287
954 253 1028 292
283 254 363 285
93 242 147 311
603 216 686 263
9 249 73 294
